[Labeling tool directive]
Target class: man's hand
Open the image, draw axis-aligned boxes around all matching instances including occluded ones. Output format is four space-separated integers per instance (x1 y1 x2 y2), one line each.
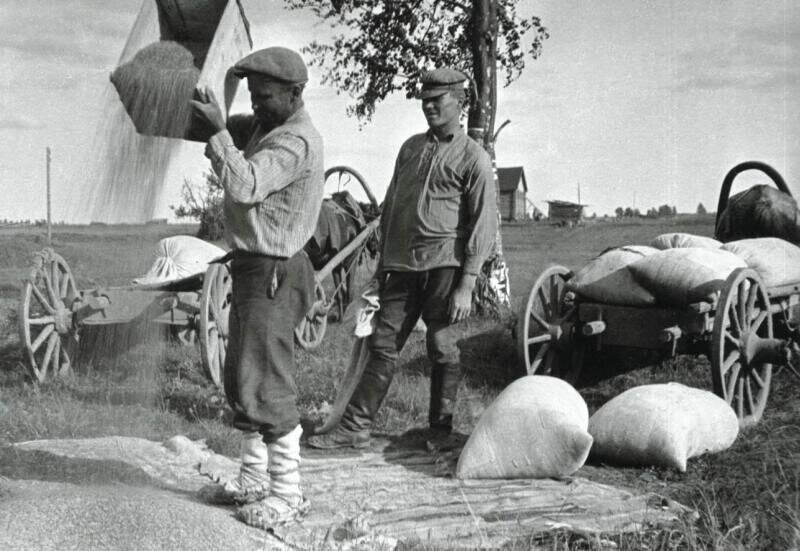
449 274 476 324
189 87 226 141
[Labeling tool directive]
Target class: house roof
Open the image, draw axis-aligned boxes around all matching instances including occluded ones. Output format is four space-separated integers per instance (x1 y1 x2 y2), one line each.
546 200 588 207
496 166 527 192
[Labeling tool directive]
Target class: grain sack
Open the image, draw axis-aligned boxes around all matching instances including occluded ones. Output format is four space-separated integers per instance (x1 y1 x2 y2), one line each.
721 238 800 287
629 247 747 306
649 233 722 250
110 41 200 139
133 236 226 284
566 246 658 306
716 185 800 244
456 376 593 479
588 383 739 472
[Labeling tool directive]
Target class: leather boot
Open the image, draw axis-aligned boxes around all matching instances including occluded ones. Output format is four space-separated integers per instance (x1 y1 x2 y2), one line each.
198 431 270 505
429 362 462 432
306 359 394 449
343 358 395 430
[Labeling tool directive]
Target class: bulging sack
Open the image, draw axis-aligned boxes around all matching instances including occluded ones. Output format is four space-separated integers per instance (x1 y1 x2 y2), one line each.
716 185 800 244
133 236 226 284
649 233 722 250
566 246 658 306
588 383 739 472
721 238 800 288
456 376 593 479
629 247 747 306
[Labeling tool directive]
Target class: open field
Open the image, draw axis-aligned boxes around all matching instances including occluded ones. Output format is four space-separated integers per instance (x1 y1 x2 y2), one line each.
1 216 798 549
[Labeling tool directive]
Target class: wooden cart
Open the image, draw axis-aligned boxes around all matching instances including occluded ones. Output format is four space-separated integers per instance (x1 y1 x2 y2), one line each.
516 163 800 428
18 166 379 388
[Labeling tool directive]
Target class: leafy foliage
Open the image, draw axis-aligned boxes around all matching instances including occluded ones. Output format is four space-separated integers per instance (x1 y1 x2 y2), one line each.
284 0 548 122
171 172 225 240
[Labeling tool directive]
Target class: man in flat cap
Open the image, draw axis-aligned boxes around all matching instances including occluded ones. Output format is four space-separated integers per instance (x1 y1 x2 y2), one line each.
307 68 497 450
190 46 324 529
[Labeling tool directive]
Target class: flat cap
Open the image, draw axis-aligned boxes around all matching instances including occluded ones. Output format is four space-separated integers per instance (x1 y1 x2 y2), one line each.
232 47 308 83
419 68 468 99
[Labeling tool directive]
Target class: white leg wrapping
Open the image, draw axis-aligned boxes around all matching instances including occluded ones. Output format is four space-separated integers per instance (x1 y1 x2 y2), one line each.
241 430 269 470
221 431 270 494
268 425 303 505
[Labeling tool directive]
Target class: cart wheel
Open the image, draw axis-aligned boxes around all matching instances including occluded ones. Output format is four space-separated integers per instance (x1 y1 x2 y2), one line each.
325 165 379 209
18 249 79 382
516 266 582 381
711 268 773 428
295 282 328 350
200 262 232 389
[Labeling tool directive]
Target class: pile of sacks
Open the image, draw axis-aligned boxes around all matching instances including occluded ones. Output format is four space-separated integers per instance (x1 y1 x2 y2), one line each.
566 233 800 307
456 376 739 479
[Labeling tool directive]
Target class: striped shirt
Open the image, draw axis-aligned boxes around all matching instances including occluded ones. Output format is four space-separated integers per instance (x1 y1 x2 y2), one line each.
379 129 496 274
205 107 325 257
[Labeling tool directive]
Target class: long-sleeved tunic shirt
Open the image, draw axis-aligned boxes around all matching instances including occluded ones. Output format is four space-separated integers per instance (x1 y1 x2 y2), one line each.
205 107 325 258
379 129 496 274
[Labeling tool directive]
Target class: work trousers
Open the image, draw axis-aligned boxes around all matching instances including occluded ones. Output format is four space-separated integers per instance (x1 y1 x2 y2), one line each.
224 250 314 443
341 267 463 433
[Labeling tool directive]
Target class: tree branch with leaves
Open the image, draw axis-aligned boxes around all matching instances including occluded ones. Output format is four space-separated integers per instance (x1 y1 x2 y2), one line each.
285 0 548 311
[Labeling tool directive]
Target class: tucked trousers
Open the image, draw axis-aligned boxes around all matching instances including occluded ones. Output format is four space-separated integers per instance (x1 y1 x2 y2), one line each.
341 267 463 433
224 251 314 443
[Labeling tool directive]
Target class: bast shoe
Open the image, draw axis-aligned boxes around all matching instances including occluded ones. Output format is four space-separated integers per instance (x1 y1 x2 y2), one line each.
305 426 370 450
236 495 311 530
197 465 271 505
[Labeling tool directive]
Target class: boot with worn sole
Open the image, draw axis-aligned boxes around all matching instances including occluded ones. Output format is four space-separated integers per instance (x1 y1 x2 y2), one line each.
305 425 371 449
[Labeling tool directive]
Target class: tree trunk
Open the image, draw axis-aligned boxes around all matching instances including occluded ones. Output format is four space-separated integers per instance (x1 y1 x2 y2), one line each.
467 0 511 312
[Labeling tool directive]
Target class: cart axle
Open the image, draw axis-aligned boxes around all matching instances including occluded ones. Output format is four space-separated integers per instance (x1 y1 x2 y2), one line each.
742 333 793 366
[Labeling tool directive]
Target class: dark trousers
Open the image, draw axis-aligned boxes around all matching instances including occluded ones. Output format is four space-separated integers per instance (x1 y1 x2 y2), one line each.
224 251 314 443
341 268 463 433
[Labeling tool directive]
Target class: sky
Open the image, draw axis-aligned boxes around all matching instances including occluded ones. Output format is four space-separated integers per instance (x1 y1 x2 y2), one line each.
0 0 798 222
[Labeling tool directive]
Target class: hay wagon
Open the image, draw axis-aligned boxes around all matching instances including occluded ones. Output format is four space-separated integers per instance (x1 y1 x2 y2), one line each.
18 166 379 387
516 162 800 428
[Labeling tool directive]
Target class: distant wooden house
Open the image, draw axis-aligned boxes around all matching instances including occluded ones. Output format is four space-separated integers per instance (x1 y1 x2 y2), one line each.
546 200 586 226
497 166 527 221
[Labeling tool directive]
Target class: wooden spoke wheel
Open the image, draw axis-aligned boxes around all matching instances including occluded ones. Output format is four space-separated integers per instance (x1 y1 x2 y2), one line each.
295 282 328 350
711 268 773 428
18 249 79 382
324 165 379 209
516 266 583 382
199 262 232 389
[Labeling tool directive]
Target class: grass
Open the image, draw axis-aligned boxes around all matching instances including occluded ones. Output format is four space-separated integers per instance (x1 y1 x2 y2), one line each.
1 217 799 549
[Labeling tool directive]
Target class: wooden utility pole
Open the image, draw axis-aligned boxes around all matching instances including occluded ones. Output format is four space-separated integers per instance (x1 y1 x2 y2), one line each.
46 147 52 246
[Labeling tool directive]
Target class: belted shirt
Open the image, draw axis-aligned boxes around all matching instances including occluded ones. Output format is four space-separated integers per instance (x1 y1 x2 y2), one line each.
205 107 324 258
379 129 496 274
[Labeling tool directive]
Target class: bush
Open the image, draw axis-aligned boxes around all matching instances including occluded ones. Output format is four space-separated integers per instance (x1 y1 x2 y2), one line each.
171 172 224 240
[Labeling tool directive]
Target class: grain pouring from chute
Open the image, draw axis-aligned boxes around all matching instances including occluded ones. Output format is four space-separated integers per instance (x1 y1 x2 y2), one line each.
73 0 252 224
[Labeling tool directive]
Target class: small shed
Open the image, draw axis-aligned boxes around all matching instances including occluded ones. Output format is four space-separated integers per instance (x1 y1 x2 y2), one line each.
496 167 527 221
546 200 586 226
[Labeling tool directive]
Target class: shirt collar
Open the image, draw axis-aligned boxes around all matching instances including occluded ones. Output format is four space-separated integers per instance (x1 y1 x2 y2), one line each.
258 106 309 135
426 125 465 144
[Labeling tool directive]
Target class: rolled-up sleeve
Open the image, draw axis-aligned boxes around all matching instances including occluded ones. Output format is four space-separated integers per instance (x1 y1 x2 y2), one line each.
462 154 497 274
205 130 309 205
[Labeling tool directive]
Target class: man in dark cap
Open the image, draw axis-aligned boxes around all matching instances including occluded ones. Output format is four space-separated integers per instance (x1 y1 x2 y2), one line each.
190 46 324 529
307 68 497 450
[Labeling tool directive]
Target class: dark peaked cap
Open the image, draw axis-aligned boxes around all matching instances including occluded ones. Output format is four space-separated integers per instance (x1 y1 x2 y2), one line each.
232 47 309 83
419 68 468 98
